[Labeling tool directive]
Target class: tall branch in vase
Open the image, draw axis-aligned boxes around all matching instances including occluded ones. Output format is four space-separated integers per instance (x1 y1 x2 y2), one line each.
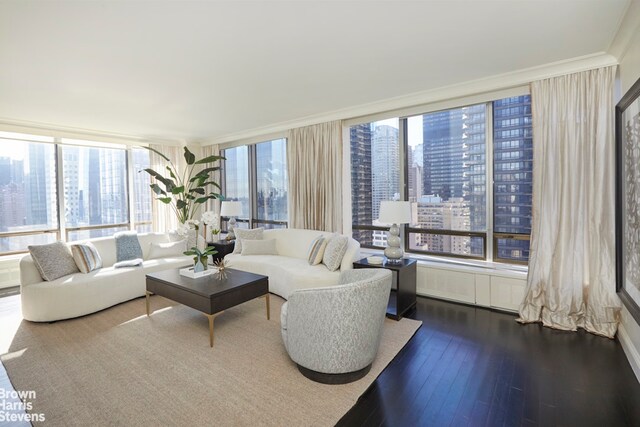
140 146 225 224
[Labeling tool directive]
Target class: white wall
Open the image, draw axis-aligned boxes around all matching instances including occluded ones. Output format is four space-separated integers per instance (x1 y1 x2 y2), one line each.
616 14 640 383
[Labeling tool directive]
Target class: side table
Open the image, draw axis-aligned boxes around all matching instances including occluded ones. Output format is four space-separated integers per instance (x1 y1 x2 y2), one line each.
207 240 235 263
353 257 417 320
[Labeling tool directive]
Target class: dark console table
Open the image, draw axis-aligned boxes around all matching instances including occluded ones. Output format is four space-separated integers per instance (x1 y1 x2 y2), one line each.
207 240 235 263
353 257 417 320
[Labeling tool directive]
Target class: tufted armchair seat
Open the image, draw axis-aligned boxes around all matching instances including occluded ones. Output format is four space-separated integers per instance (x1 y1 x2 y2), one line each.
280 268 392 384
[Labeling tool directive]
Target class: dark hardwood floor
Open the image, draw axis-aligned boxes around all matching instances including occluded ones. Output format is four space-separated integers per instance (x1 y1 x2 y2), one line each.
338 296 640 427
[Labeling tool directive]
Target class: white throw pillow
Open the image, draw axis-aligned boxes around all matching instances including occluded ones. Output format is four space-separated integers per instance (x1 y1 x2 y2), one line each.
322 235 349 272
307 235 328 265
148 240 187 259
233 228 264 254
241 239 278 256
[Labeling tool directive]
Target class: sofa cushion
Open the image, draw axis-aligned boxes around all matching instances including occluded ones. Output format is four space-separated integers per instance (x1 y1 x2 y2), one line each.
322 235 349 272
28 241 80 281
148 240 187 259
70 242 103 273
241 239 278 256
307 235 328 265
114 231 143 262
233 228 264 254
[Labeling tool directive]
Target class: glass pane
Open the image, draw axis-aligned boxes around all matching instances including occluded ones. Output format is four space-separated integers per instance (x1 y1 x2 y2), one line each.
255 139 288 221
0 233 57 254
135 223 153 233
352 228 387 249
0 140 58 235
67 226 129 242
409 104 486 231
62 145 129 227
496 238 530 262
132 148 152 223
222 146 250 219
493 95 533 261
408 232 484 257
350 119 400 246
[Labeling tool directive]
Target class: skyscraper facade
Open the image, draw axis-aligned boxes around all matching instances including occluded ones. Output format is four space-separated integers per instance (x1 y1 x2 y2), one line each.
350 123 373 245
492 95 533 261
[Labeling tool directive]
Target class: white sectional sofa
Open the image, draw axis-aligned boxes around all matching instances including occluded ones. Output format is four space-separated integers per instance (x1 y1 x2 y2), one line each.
225 228 360 300
20 232 192 322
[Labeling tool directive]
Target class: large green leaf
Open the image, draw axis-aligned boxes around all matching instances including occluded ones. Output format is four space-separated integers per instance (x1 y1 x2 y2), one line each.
142 146 170 162
194 155 225 165
150 183 166 195
158 197 172 204
166 166 178 180
201 181 222 190
176 200 188 209
194 167 220 177
171 185 185 195
190 188 205 195
183 147 196 165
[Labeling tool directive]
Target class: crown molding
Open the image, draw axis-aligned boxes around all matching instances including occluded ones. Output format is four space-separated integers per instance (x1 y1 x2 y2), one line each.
0 117 182 146
203 52 618 146
608 0 640 61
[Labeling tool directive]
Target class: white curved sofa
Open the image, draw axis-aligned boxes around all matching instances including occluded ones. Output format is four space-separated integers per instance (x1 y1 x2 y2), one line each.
20 232 192 322
225 228 360 300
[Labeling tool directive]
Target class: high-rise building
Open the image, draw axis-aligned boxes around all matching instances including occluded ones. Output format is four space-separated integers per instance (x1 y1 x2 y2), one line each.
372 124 400 219
493 95 533 261
26 143 56 227
350 123 373 245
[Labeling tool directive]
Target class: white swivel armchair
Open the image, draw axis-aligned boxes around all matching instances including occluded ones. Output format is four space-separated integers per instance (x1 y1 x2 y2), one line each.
280 268 392 384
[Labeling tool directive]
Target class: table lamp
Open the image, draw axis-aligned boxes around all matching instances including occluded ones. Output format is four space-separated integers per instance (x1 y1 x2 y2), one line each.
378 201 411 264
220 201 242 240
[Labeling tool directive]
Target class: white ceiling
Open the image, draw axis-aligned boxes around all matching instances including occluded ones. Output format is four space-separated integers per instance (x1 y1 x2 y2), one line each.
0 0 631 143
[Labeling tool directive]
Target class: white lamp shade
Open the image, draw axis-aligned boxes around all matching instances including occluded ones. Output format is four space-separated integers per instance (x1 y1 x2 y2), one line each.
378 201 411 224
220 201 242 217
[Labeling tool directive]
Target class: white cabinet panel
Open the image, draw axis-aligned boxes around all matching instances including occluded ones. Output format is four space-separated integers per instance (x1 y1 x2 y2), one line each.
475 274 491 307
490 276 526 311
417 266 475 304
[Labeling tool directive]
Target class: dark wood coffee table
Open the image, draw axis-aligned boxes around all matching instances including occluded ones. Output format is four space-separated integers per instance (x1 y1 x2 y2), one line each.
145 268 270 347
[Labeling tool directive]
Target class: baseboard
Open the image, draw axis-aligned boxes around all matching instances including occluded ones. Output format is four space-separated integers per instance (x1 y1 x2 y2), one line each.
618 322 640 383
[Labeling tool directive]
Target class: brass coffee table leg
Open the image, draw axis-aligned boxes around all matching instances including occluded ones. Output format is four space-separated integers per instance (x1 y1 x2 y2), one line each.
145 291 151 316
204 312 224 348
265 294 270 320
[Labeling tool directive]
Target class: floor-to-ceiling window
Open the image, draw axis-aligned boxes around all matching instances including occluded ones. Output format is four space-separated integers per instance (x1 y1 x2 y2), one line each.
220 138 288 230
0 131 153 255
349 95 533 264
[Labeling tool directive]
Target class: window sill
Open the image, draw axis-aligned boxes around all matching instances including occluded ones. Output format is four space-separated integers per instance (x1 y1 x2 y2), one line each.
359 248 528 279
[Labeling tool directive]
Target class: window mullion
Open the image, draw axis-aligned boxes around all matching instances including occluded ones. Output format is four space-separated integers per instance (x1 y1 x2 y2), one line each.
486 102 495 262
55 140 67 242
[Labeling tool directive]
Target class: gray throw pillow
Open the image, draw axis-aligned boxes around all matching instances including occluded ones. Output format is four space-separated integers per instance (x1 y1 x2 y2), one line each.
233 228 264 254
322 235 349 272
28 241 80 281
114 231 143 262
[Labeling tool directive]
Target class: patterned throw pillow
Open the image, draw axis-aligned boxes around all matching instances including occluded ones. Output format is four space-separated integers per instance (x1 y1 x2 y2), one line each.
70 242 103 273
28 241 80 281
232 228 264 254
307 235 328 266
322 235 349 272
114 231 143 262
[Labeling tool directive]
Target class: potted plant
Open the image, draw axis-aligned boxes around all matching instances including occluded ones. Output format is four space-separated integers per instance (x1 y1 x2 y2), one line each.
184 246 219 273
141 146 225 224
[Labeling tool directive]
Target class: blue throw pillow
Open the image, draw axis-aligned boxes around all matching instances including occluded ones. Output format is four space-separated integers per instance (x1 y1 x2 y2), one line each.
114 231 143 262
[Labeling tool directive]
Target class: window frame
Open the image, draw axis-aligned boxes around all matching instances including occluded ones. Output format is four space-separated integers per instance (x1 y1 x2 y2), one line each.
348 93 532 265
0 133 152 256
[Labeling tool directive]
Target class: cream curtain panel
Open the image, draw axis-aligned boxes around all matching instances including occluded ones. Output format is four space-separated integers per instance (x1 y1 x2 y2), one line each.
201 143 222 215
518 66 621 338
287 121 343 232
149 144 184 233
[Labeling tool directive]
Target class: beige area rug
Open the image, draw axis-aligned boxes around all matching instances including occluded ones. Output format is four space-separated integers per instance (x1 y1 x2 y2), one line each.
1 295 421 426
